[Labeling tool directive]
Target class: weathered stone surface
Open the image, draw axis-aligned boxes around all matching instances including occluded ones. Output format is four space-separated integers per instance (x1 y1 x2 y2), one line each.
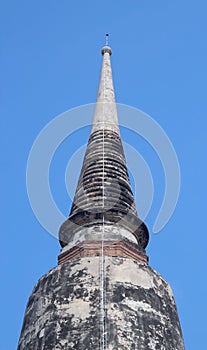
18 257 185 350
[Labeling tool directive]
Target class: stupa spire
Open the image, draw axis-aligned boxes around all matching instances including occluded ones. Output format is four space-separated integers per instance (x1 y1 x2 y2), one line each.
58 40 149 264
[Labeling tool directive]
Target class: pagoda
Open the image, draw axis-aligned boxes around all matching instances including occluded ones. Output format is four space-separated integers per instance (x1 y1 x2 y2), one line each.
18 40 185 350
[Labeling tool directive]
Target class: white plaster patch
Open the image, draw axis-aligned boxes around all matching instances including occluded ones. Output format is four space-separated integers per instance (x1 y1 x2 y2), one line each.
69 299 90 319
107 257 153 289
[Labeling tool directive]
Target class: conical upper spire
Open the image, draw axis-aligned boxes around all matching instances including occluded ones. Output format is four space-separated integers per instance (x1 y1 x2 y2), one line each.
58 42 149 263
91 45 120 135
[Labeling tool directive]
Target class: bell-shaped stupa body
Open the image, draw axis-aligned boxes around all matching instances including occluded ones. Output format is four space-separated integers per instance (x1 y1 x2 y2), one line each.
18 43 185 350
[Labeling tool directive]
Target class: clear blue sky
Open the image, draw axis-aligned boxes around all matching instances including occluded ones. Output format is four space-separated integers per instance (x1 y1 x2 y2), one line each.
1 1 206 349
